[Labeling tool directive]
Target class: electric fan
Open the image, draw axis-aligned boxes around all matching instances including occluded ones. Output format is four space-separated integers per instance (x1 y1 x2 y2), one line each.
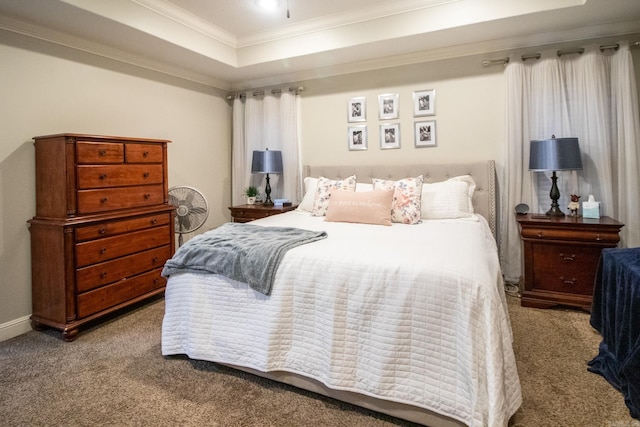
168 186 209 246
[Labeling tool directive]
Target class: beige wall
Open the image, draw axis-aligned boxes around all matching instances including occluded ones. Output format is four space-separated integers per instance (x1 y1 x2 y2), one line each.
299 54 505 167
0 31 231 340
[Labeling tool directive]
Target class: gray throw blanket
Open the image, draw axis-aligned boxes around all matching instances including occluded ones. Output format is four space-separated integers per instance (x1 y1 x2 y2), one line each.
162 222 328 295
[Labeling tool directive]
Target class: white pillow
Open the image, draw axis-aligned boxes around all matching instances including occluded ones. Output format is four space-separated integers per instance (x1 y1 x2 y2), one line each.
450 175 476 213
421 178 474 219
355 182 374 192
298 177 318 212
311 175 357 216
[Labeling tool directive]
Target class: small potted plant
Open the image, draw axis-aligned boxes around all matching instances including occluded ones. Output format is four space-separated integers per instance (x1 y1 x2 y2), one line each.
244 186 259 205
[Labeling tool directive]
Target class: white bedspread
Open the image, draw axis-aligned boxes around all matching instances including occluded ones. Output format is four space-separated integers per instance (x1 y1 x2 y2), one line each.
162 211 522 426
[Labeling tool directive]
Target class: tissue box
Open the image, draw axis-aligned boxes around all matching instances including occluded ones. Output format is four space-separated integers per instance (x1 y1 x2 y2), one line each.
582 199 600 219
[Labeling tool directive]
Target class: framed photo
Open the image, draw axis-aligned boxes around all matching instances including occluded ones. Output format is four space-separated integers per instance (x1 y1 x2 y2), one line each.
347 97 366 122
413 89 435 116
380 123 400 149
378 93 399 120
414 120 436 148
348 125 368 151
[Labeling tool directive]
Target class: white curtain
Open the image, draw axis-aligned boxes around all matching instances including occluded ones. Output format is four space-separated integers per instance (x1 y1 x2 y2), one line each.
231 89 302 206
500 41 640 283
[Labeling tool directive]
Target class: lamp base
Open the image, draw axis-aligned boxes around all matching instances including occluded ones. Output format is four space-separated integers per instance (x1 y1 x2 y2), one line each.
546 170 565 217
546 206 565 217
262 173 274 207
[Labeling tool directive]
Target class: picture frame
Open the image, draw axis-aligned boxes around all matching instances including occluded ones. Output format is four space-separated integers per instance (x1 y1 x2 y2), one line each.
380 123 400 149
413 89 435 116
414 120 436 148
347 97 366 122
378 93 399 120
348 125 368 151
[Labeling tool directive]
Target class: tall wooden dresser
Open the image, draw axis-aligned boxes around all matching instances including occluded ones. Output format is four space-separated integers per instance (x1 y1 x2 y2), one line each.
28 133 175 340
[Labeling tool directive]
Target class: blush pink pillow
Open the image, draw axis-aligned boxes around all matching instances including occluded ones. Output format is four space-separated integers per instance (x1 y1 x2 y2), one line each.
325 189 394 226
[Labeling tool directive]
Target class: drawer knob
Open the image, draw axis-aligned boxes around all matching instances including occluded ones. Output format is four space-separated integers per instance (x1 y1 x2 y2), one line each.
151 218 158 224
143 172 150 178
100 197 108 203
144 193 151 200
99 248 107 255
595 234 602 241
560 253 575 261
100 272 108 279
152 256 159 263
537 232 544 238
99 173 107 180
143 151 149 158
99 149 106 156
98 227 106 234
560 276 576 286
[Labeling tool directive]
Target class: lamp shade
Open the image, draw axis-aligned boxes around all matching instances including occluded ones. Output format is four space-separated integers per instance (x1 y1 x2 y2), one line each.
251 150 283 174
529 137 583 171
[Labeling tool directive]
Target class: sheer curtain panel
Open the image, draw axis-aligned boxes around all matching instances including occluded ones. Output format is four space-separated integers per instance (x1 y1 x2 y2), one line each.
231 89 302 206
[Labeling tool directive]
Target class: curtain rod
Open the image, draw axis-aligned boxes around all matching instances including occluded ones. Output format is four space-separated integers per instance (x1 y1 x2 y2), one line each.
482 41 640 67
226 86 304 100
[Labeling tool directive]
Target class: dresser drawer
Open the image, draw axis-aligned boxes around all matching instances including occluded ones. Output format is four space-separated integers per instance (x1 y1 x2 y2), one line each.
76 225 170 267
77 268 165 318
75 213 171 242
125 143 163 163
77 141 124 164
77 165 164 189
531 243 602 295
77 185 164 214
76 245 171 292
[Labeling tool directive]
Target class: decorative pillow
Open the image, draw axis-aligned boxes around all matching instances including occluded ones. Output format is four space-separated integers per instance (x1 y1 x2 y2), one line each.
325 189 394 226
298 177 318 212
311 175 357 216
421 179 474 219
372 175 423 224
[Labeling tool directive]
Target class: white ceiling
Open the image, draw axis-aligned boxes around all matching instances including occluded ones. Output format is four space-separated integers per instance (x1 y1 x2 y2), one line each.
1 0 639 90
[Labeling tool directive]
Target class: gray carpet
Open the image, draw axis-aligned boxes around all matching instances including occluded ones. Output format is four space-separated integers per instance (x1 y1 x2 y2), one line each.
0 295 637 427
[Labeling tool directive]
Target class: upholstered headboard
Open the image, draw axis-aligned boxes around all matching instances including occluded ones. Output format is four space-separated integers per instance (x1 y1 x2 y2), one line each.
303 161 497 238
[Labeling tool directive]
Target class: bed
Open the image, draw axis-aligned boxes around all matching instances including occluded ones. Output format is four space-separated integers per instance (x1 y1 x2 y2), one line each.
161 161 522 427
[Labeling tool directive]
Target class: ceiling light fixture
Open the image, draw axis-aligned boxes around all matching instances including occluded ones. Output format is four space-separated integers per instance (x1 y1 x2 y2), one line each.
256 0 279 11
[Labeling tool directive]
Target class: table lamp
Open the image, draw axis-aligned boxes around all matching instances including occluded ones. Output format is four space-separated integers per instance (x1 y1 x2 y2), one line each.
251 149 283 207
529 136 583 217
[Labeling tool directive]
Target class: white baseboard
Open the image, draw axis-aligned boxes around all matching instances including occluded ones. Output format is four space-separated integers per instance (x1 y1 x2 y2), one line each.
0 315 32 342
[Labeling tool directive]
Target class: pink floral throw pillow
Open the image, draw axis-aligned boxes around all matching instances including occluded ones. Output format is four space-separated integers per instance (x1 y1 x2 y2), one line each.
372 175 423 224
311 175 357 216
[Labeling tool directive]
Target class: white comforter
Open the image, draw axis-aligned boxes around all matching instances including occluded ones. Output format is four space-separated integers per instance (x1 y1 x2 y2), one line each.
162 211 522 426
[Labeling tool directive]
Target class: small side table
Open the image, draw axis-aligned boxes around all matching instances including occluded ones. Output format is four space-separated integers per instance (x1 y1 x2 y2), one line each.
516 214 624 311
229 203 297 223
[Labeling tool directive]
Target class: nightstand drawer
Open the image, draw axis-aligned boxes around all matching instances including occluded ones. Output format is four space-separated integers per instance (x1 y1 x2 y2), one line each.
532 243 602 295
229 204 298 223
521 227 620 243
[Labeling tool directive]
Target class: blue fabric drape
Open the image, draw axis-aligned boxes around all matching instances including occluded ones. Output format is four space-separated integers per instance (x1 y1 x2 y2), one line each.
588 247 640 419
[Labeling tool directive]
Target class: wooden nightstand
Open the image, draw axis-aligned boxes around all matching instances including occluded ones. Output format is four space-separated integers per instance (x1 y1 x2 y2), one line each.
516 214 623 311
229 204 297 223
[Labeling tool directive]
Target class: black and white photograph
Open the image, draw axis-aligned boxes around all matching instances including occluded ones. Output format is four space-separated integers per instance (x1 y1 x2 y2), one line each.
413 89 435 116
378 93 399 120
380 123 401 149
414 120 436 147
347 96 366 122
348 125 368 150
